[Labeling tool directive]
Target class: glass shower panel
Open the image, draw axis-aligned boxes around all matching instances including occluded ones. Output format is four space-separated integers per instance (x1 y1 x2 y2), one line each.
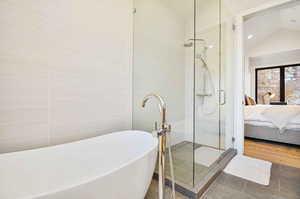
132 0 196 187
193 28 222 185
193 0 234 185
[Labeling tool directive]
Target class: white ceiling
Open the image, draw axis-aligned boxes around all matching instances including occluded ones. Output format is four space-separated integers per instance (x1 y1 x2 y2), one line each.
162 0 277 22
223 0 275 14
161 0 193 20
280 4 300 31
244 2 300 51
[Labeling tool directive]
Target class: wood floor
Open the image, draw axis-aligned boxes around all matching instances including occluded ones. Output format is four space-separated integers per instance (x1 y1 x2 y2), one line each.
244 138 300 168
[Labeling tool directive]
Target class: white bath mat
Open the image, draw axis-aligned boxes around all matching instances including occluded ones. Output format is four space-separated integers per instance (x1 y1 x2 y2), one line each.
195 147 224 167
224 155 272 185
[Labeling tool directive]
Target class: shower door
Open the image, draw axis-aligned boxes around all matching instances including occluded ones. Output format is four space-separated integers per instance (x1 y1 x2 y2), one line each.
193 0 234 185
132 0 196 188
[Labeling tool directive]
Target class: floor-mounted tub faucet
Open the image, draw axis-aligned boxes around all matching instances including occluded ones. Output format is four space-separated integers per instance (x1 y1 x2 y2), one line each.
142 94 173 199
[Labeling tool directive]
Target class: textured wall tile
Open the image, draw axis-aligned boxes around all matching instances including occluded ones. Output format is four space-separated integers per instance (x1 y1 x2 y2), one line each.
0 0 132 153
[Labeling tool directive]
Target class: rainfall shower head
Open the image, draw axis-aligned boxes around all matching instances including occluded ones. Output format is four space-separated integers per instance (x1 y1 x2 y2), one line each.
183 38 207 48
184 42 193 47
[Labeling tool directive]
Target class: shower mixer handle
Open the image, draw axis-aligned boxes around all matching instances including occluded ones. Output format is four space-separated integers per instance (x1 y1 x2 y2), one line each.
157 124 171 136
168 124 171 133
154 122 158 131
219 89 226 105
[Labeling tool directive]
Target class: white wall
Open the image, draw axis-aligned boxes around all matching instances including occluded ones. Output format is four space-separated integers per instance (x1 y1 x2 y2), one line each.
245 29 300 97
132 0 187 146
0 0 133 153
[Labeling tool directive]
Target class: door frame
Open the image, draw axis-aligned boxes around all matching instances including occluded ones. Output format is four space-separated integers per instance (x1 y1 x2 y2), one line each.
233 0 296 154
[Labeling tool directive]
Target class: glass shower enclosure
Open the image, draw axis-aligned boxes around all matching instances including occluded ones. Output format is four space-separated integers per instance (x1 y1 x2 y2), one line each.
132 0 235 194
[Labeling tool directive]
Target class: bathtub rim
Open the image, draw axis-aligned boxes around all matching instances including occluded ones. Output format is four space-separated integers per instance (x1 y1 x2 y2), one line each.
1 130 158 199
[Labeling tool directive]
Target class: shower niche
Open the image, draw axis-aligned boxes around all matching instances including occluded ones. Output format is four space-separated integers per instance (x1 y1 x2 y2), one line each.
132 0 235 196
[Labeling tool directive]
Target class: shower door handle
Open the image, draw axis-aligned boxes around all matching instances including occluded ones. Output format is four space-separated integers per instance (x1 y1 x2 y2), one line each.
219 90 226 105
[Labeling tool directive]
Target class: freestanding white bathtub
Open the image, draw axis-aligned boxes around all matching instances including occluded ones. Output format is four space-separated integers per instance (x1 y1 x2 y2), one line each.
0 131 158 199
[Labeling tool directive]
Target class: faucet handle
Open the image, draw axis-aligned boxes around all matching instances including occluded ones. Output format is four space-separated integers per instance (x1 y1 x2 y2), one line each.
167 124 171 132
154 121 158 131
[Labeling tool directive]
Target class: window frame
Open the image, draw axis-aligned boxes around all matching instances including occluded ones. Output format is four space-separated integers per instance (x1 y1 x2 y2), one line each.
255 63 300 103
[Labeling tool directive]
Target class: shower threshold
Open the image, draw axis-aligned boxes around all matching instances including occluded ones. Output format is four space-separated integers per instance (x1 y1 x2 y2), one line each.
152 143 236 198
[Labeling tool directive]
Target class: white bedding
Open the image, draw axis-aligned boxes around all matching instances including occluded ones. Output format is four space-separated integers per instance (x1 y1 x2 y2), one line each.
245 120 300 130
244 105 300 130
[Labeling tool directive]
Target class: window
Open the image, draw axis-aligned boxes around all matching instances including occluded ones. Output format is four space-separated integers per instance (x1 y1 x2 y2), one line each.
255 64 300 104
285 66 300 103
256 68 281 104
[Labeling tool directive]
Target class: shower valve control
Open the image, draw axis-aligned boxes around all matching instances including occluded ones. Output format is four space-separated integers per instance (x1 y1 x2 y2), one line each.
157 124 171 136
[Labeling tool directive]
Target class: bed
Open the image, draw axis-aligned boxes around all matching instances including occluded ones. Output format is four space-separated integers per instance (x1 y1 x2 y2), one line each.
244 105 300 145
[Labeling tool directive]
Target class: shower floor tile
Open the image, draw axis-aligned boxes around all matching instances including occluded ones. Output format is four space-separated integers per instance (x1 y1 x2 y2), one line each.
155 141 213 187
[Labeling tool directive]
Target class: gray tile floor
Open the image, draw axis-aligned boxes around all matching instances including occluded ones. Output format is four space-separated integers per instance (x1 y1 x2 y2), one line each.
146 163 300 199
201 163 300 199
158 141 211 187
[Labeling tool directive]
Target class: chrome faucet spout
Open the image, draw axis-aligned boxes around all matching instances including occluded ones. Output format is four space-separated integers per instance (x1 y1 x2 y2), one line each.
141 93 167 126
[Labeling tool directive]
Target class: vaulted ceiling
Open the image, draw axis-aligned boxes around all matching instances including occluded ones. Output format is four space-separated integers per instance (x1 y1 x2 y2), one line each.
223 0 275 14
244 1 300 51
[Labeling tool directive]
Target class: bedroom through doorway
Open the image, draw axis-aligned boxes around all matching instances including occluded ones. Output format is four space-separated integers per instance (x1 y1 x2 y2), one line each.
242 1 300 169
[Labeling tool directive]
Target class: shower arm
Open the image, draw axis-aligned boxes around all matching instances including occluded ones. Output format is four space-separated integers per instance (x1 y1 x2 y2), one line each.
184 38 207 47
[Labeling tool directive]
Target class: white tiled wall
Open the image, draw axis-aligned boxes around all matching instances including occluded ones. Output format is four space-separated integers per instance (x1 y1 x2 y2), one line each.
0 0 133 153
